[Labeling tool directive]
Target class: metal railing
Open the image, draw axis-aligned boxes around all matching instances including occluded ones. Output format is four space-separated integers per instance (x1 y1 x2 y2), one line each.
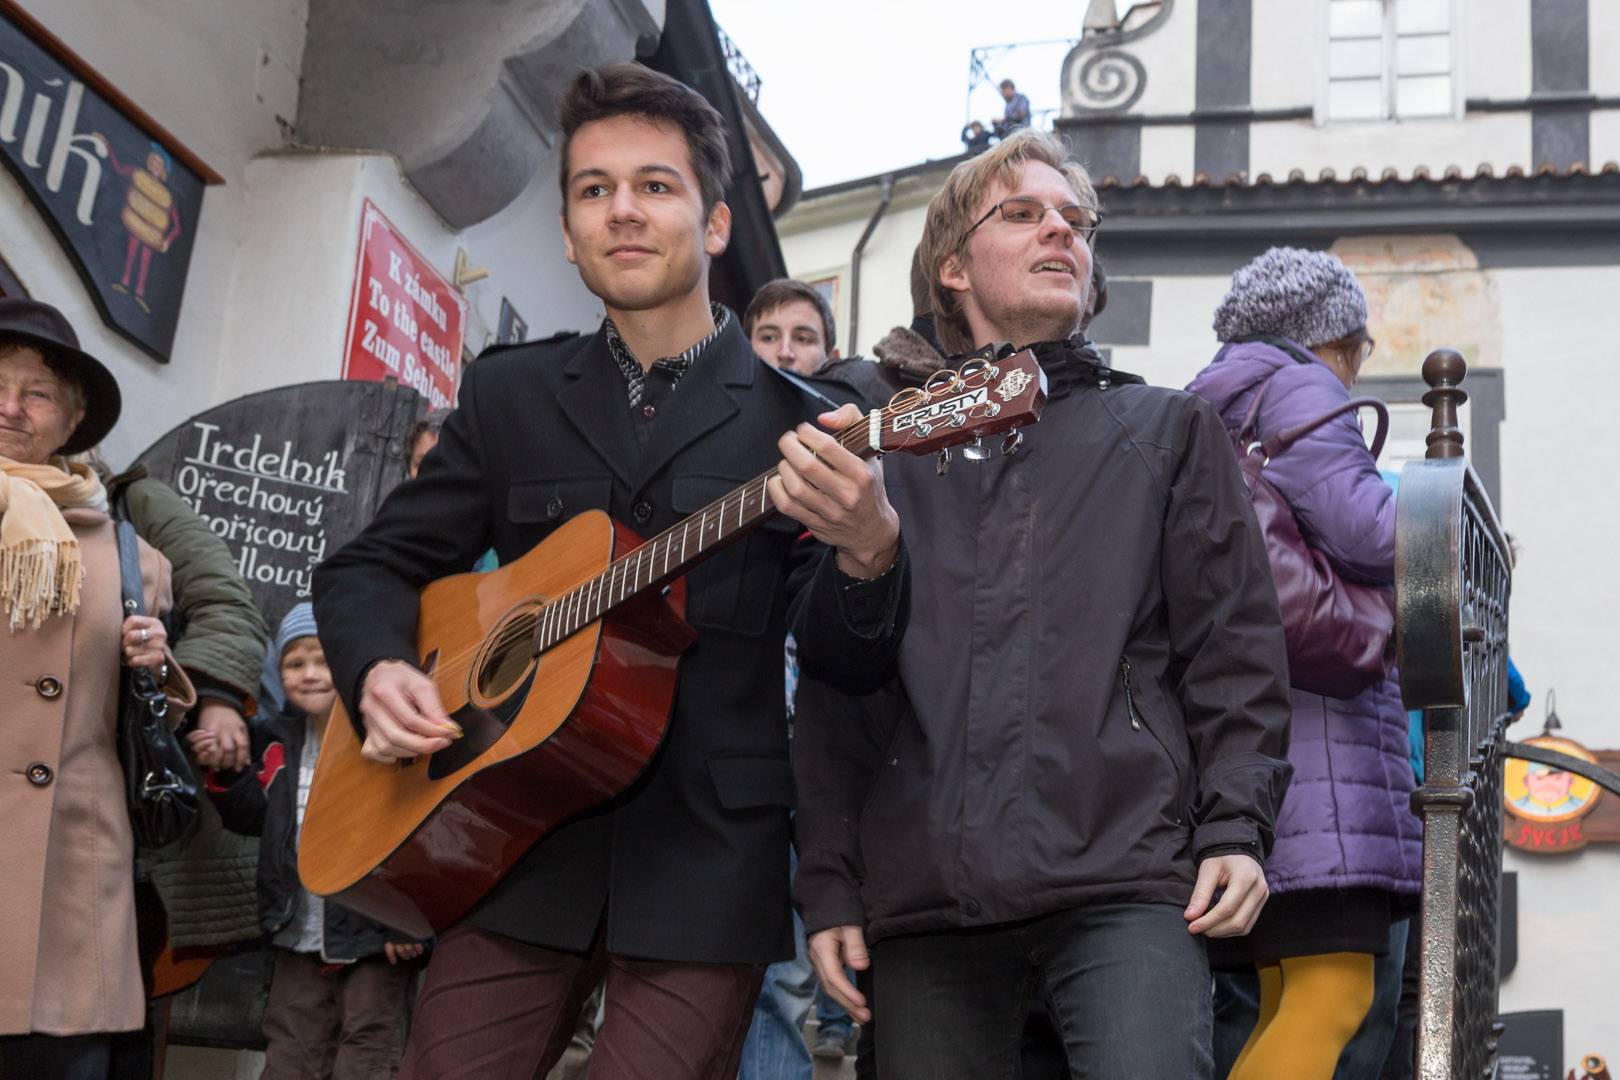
1394 348 1513 1080
715 24 761 104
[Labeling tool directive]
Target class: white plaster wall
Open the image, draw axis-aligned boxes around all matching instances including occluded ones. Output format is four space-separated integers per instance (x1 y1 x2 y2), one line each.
1137 123 1196 183
1250 111 1531 180
1249 0 1316 112
1462 0 1531 103
1590 110 1620 168
1588 0 1620 99
1104 272 1229 389
209 153 368 403
780 201 929 358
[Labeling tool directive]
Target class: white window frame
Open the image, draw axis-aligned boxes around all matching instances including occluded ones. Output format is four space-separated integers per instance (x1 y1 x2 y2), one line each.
1316 0 1464 125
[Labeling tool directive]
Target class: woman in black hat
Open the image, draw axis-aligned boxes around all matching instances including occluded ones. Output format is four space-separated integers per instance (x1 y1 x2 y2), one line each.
0 298 194 1077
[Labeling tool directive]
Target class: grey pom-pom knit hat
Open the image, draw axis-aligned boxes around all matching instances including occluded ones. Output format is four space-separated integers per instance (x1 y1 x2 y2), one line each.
1212 246 1368 346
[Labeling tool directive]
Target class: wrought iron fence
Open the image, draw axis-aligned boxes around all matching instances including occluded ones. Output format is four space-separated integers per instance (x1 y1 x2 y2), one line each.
1394 348 1513 1080
715 24 761 104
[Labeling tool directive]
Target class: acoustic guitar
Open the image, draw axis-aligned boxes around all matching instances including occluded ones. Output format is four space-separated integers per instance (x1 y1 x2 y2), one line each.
298 351 1048 937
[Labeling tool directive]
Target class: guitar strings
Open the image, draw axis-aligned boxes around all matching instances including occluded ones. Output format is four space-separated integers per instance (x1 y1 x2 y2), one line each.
416 363 1004 691
418 422 875 689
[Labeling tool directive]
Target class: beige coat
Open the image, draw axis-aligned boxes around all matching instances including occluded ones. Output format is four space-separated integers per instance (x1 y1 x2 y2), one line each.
0 506 195 1036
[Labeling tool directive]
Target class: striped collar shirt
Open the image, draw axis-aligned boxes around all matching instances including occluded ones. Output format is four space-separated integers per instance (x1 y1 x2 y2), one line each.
604 304 731 408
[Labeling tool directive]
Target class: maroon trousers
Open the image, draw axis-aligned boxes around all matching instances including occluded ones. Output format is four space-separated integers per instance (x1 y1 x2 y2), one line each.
400 925 764 1080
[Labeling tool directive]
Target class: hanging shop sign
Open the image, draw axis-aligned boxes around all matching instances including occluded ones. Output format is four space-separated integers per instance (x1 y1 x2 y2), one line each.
341 200 467 411
0 1 220 361
1503 734 1620 854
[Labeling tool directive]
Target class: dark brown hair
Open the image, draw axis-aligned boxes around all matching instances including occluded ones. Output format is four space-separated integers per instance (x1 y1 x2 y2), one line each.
557 63 732 214
742 279 836 351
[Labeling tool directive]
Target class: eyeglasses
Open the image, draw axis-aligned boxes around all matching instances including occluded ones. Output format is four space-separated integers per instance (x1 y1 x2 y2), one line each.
1342 339 1375 367
965 197 1101 241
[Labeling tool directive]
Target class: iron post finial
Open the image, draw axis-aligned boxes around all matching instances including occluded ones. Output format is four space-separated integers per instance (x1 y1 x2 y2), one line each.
1421 347 1469 459
1543 688 1562 735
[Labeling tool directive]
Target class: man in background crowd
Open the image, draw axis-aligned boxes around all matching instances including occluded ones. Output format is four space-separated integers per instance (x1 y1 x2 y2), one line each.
744 279 838 375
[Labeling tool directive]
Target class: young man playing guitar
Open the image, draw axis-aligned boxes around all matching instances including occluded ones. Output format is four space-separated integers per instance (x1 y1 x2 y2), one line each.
313 63 906 1080
796 129 1294 1078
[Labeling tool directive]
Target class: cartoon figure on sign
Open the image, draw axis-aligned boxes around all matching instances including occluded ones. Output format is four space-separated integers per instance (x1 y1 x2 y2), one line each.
89 137 182 313
1514 762 1584 817
1504 735 1602 826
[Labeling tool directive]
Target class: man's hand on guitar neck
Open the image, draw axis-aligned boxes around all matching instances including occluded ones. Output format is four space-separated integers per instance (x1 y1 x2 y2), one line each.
358 660 462 762
770 403 901 579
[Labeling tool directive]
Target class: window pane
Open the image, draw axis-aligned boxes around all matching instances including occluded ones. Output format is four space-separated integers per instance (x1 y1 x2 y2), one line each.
1331 38 1385 78
1396 34 1451 76
1329 78 1385 120
1396 0 1450 34
1396 74 1452 116
1330 0 1384 38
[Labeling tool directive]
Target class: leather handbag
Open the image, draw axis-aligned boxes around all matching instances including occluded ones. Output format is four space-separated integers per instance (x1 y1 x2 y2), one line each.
113 515 201 849
1235 376 1397 699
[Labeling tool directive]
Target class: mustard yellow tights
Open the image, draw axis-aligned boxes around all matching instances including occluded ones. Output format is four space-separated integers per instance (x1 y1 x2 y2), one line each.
1228 952 1376 1080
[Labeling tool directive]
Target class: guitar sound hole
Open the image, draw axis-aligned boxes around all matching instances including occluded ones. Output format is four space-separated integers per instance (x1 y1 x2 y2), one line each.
476 615 536 701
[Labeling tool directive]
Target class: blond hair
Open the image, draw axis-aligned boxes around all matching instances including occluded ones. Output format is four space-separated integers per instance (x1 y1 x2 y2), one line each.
919 129 1097 355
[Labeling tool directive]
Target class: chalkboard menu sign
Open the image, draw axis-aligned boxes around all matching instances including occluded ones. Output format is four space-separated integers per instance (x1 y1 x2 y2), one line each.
134 379 422 632
1499 1010 1563 1080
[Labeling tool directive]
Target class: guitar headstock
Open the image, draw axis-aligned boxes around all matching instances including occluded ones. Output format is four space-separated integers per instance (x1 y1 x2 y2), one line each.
875 349 1047 457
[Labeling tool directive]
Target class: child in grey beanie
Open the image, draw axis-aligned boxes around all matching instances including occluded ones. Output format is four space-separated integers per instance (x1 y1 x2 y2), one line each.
1213 247 1368 346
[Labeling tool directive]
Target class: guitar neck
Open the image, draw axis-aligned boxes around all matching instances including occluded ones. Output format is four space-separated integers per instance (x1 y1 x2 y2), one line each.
531 419 877 653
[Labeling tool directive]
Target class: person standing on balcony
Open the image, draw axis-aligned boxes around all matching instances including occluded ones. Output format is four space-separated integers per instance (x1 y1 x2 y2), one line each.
993 79 1032 135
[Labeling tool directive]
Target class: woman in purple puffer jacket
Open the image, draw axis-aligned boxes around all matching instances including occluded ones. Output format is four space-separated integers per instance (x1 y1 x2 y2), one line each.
1186 247 1422 1080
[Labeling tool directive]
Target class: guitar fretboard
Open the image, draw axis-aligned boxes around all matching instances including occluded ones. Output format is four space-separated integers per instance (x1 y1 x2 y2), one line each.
529 421 873 654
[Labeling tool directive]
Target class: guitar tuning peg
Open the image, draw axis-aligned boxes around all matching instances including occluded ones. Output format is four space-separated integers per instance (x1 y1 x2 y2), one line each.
962 436 990 462
1001 430 1024 457
935 447 951 476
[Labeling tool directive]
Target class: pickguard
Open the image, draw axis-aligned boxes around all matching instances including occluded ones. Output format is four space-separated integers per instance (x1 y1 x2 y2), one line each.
427 662 539 780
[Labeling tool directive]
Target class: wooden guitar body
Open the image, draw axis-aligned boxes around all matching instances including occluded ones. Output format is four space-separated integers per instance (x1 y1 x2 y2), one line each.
298 510 695 938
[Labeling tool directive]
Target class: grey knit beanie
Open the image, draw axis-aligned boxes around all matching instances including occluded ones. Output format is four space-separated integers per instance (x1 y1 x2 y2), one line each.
275 601 318 661
1212 247 1368 346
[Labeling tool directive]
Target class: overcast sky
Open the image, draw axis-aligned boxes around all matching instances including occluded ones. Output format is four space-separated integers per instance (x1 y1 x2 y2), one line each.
707 1 1129 191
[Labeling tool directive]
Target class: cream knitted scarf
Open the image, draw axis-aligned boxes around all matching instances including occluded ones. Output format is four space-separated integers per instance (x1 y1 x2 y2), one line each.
0 455 108 630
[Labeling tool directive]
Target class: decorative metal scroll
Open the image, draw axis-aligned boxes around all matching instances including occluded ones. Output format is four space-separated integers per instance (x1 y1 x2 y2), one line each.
1394 348 1512 1080
1060 0 1173 114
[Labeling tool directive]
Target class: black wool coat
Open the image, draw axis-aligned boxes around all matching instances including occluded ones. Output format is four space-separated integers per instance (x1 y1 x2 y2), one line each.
314 314 909 964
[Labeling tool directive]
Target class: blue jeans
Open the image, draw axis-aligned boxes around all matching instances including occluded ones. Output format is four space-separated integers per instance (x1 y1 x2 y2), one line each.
870 903 1212 1080
737 907 816 1080
1211 917 1411 1080
814 979 855 1044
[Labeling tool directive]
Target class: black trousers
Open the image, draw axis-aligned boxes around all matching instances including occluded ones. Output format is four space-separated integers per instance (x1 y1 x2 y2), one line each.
0 1032 112 1080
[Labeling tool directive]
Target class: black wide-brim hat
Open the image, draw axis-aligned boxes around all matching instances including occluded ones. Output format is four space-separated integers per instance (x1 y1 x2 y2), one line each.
0 297 121 455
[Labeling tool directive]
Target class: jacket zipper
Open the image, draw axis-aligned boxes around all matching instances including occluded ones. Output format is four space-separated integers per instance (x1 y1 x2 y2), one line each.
1119 656 1184 825
1118 657 1142 730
